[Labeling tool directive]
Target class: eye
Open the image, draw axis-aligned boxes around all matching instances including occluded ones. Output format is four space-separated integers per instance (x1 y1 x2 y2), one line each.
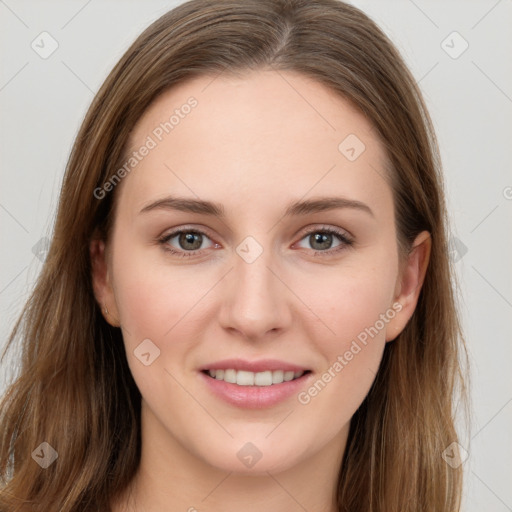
295 226 353 256
158 228 218 257
157 225 354 259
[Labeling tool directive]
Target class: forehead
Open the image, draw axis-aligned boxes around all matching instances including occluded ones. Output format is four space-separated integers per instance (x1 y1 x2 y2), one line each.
117 70 392 221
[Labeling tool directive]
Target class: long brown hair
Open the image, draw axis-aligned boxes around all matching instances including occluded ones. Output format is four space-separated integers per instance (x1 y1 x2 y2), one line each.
0 1 469 510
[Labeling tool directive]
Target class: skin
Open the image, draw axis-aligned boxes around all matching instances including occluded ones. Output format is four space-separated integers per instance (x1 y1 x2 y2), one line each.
90 70 430 512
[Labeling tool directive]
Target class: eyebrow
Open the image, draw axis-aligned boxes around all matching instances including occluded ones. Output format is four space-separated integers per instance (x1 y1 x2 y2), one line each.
139 195 374 218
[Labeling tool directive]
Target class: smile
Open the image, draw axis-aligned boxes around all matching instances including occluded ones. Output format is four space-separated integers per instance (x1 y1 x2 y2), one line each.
203 369 308 386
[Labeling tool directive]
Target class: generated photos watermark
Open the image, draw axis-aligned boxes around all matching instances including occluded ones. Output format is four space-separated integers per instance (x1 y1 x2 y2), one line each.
94 96 198 200
297 301 403 405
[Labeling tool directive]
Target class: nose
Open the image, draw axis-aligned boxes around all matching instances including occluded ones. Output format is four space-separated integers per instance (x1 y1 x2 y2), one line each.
218 243 292 341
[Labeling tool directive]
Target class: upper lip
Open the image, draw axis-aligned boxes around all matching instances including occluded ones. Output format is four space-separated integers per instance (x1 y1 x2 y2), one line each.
200 358 310 373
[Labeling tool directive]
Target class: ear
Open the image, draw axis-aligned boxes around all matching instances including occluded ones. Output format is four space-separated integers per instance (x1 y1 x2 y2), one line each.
385 231 431 342
90 235 120 327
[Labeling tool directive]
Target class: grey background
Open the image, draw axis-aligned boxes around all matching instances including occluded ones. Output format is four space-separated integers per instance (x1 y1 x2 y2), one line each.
1 1 511 510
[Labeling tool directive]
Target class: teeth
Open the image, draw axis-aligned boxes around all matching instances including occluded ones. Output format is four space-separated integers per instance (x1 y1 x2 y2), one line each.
206 369 306 386
254 371 272 386
224 369 236 384
283 371 294 382
272 370 284 384
237 370 254 386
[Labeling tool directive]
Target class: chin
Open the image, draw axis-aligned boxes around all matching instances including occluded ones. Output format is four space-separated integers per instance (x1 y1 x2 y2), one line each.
194 436 304 475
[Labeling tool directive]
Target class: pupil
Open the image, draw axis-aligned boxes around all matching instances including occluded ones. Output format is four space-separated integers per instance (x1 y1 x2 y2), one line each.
311 232 331 250
180 232 202 250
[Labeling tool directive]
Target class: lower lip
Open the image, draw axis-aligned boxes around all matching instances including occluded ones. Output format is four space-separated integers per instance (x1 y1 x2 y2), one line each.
199 371 312 409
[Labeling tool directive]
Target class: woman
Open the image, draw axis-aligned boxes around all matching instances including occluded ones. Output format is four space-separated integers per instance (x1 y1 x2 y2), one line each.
0 0 469 510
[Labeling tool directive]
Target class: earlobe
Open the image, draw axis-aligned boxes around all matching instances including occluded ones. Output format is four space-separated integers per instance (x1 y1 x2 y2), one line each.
90 237 120 327
385 231 431 342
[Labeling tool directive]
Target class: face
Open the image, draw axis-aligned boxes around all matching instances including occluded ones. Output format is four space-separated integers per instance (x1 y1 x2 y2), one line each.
92 70 429 475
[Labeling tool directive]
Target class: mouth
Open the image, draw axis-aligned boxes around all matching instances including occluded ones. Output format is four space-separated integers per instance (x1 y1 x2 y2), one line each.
198 358 313 408
201 368 311 387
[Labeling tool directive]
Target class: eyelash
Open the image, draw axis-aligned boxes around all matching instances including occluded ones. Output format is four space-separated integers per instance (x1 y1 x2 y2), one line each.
157 226 354 258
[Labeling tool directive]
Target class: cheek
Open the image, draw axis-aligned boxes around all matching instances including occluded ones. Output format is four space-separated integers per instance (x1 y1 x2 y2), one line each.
112 228 398 357
292 270 395 439
291 253 397 404
299 256 398 351
110 252 207 399
110 232 210 342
